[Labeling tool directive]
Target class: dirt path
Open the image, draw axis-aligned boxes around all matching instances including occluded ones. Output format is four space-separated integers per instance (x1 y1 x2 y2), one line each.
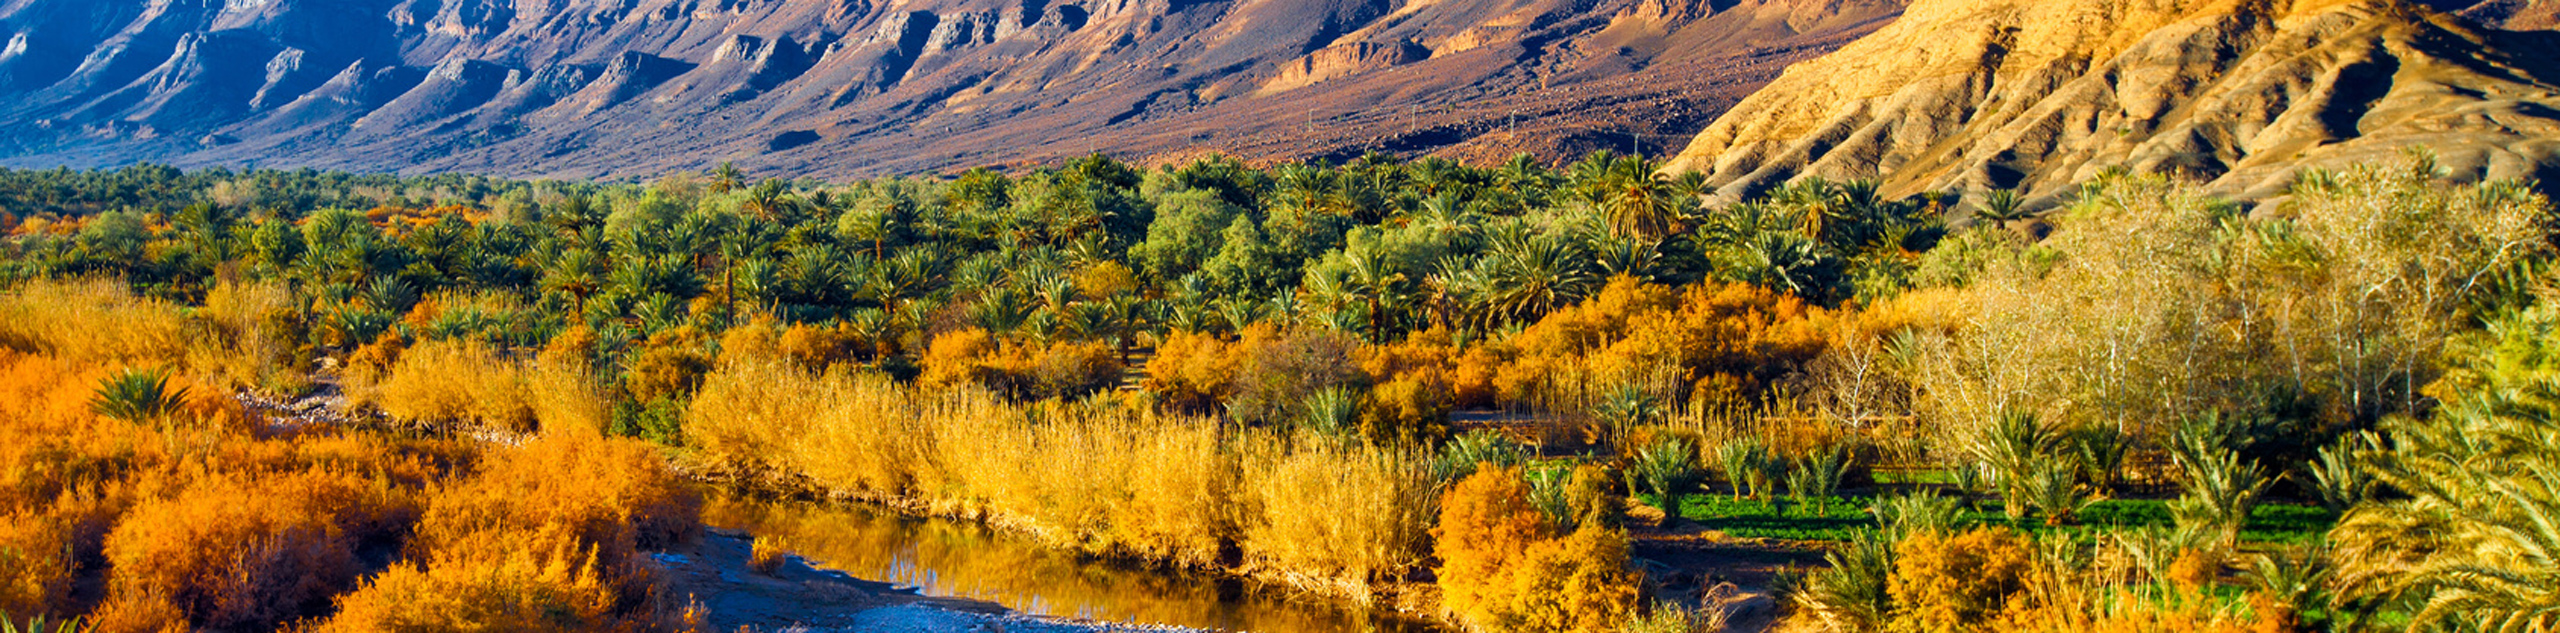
1625 508 1828 633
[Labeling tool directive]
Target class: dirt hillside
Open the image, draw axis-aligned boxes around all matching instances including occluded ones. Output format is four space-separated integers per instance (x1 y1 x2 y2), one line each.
1663 0 2560 202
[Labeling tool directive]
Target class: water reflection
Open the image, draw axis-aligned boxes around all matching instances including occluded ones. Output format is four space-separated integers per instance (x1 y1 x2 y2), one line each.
701 493 1446 633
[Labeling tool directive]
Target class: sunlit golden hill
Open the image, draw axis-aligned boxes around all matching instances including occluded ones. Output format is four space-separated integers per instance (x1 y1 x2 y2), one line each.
1665 0 2560 203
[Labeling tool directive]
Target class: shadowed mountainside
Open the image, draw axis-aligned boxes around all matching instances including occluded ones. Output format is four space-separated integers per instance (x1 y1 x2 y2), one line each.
0 0 1902 179
1664 0 2560 203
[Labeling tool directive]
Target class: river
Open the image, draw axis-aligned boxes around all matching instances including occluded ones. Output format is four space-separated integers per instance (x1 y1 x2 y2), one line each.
700 493 1450 633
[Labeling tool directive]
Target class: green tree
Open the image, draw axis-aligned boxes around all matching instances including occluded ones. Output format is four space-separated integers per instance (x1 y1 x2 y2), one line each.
1135 190 1244 283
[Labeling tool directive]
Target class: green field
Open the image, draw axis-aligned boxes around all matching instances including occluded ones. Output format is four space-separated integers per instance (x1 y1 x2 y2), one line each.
1648 492 2336 545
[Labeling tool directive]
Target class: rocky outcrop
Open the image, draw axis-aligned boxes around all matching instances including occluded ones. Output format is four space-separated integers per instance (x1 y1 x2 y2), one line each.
1262 40 1429 93
1663 0 2560 202
0 0 1906 178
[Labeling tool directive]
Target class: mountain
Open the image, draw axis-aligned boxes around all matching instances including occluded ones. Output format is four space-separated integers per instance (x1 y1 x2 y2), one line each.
1662 0 2560 203
0 0 1902 179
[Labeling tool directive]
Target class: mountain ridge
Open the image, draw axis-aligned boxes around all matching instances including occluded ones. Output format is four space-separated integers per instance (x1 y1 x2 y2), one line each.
0 0 1903 179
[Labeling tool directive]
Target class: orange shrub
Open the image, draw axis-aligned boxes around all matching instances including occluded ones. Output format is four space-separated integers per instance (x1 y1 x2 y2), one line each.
409 434 698 595
1358 328 1470 431
623 329 712 404
921 328 1123 400
1005 339 1122 399
1495 524 1639 632
1890 527 2036 633
1449 345 1507 410
541 326 600 369
1434 465 1640 632
777 322 852 370
1497 278 1833 409
1362 370 1451 445
714 317 782 367
86 592 187 633
1435 466 1551 625
317 528 627 633
101 470 405 631
312 432 692 633
0 503 100 618
920 327 1004 390
1145 329 1243 413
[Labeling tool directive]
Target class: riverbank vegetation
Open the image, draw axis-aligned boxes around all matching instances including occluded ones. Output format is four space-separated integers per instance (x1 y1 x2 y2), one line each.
0 149 2552 632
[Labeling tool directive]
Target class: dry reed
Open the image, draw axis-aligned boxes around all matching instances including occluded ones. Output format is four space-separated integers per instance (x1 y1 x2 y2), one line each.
684 352 1439 593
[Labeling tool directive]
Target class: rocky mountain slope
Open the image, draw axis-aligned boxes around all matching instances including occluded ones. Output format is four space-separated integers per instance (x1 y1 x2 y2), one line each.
0 0 1902 179
1663 0 2560 203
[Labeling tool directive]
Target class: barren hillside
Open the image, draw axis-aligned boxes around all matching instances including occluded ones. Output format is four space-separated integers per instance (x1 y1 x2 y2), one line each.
0 0 1903 178
1663 0 2560 202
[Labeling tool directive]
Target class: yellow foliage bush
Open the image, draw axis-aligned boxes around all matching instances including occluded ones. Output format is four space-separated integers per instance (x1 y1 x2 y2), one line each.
1144 329 1243 413
1362 370 1452 445
1357 328 1463 437
919 327 1003 390
411 435 700 579
0 279 187 366
1434 466 1639 632
0 504 92 618
920 328 1123 400
86 591 187 633
318 527 629 633
777 322 852 369
374 338 536 432
1435 467 1552 626
527 357 614 438
189 279 310 394
623 329 713 404
714 318 782 367
1495 524 1639 633
1497 278 1832 409
1889 528 2035 633
1073 261 1140 300
0 281 696 632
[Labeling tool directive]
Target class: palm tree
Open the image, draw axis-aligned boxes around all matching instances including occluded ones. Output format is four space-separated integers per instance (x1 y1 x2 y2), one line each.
2332 305 2560 631
743 179 797 220
1630 436 1706 519
2167 439 2267 547
1478 235 1595 326
1579 153 1679 241
1342 247 1410 342
711 162 745 193
1496 154 1555 210
1968 410 2060 521
542 248 605 315
1972 189 2031 230
1769 177 1843 244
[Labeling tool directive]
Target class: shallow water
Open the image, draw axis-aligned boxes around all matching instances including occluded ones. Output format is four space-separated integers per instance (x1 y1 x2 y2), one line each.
700 494 1447 633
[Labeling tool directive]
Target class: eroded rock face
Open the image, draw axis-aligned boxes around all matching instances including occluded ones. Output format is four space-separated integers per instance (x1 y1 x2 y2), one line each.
0 0 1904 177
1663 0 2560 202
